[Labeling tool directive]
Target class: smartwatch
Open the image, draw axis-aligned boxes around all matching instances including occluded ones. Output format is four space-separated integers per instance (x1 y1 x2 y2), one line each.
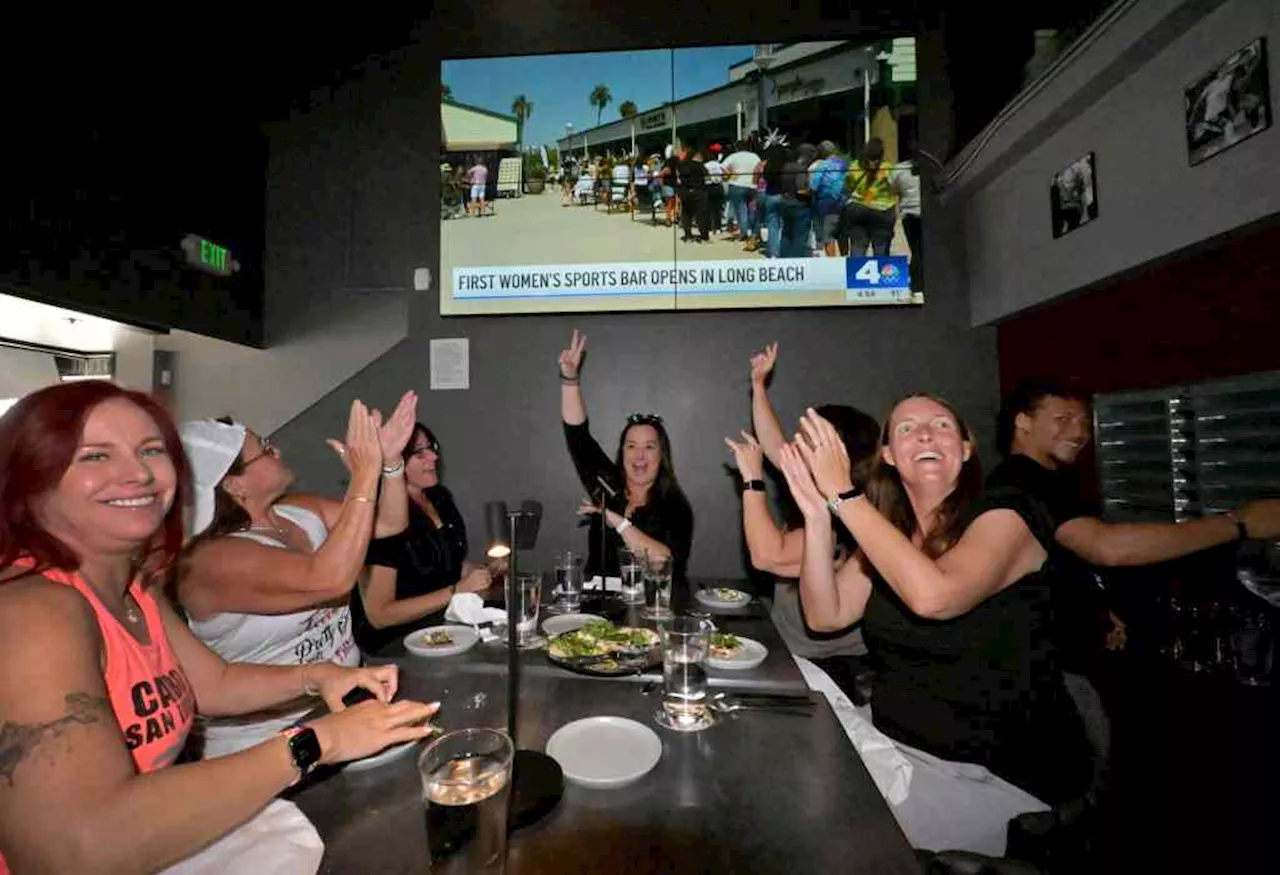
742 479 766 493
282 725 322 783
826 486 863 516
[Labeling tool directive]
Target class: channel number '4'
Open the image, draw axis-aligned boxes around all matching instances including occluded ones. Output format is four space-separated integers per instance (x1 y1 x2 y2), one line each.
855 260 882 284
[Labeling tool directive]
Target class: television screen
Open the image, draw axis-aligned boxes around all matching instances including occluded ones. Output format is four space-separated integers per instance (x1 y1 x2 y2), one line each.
440 38 923 315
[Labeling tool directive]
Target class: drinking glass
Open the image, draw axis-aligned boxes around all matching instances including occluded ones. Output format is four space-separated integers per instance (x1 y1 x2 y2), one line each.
642 553 673 620
514 572 543 648
552 551 584 612
419 728 514 874
655 616 713 732
619 548 646 605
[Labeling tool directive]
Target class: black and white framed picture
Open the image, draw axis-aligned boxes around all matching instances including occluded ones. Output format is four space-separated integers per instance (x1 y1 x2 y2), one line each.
1185 37 1271 166
1050 152 1098 239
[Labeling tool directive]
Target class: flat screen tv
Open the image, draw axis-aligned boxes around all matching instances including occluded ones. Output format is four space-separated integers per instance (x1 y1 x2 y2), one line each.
440 38 923 315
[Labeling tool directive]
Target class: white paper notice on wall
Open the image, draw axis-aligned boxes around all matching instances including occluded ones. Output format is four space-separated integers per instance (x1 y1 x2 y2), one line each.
429 338 470 390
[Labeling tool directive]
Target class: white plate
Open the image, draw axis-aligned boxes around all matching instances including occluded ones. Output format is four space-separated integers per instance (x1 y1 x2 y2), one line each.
695 588 752 609
545 716 662 789
343 739 420 772
404 625 479 658
542 613 606 636
706 636 768 671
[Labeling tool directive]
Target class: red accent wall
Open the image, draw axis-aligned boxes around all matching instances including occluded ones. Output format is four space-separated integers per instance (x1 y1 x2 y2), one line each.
997 221 1280 397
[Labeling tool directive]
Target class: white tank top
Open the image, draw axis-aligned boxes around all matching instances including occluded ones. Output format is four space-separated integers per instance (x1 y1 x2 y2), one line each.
189 504 360 759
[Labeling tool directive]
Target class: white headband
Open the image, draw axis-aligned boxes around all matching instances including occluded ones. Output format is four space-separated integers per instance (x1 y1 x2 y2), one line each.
179 419 246 538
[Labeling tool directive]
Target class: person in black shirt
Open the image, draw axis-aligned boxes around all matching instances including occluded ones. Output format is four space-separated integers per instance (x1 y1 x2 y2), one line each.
351 423 493 652
758 135 791 259
676 142 709 242
780 398 1090 856
557 330 694 590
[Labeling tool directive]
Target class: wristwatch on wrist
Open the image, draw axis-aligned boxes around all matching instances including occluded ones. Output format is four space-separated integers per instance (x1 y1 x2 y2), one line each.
282 725 322 783
826 486 862 515
742 479 766 493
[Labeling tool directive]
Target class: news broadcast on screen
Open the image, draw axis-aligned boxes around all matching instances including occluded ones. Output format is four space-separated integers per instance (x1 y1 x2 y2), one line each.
440 38 923 315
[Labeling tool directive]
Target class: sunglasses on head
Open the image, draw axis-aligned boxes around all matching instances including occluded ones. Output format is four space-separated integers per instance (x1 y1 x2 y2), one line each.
241 436 279 467
626 413 664 426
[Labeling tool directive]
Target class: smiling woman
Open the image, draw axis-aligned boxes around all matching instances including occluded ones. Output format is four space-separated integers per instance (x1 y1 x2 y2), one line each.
0 382 437 875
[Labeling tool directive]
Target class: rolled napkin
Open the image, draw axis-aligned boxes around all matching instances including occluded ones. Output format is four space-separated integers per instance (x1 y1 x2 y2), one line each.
445 592 508 642
584 576 623 592
161 799 323 875
795 657 913 805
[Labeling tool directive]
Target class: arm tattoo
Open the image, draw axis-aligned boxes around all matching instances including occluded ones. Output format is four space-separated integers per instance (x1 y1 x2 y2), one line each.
0 693 112 787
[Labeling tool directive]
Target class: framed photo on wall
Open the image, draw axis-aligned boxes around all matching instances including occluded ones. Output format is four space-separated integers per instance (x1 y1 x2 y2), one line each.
1185 37 1271 166
1050 152 1098 239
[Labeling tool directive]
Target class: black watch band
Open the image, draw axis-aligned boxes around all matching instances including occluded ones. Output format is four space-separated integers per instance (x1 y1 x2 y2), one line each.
826 486 863 515
283 726 322 782
742 479 766 493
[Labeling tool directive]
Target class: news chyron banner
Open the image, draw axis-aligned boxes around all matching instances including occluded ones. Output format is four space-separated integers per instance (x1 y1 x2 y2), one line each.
450 256 918 313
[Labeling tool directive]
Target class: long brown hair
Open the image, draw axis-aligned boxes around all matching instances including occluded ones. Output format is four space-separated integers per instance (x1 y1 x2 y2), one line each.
0 382 190 585
864 393 982 559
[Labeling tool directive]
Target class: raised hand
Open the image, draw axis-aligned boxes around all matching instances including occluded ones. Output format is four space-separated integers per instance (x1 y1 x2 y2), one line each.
577 497 603 517
797 408 854 500
777 441 829 521
309 698 440 765
327 400 382 488
724 430 765 481
378 391 419 464
558 330 587 380
750 342 779 388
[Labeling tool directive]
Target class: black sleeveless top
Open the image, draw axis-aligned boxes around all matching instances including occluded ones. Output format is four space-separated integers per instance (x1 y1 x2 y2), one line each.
861 486 1091 804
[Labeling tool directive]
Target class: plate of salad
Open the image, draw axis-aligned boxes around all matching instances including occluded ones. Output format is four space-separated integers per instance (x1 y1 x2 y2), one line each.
706 632 768 670
545 619 661 676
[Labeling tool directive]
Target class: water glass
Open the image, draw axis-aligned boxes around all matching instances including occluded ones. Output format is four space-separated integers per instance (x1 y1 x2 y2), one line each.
643 553 673 620
553 551 584 612
656 616 712 731
619 548 645 605
514 572 542 648
419 728 513 874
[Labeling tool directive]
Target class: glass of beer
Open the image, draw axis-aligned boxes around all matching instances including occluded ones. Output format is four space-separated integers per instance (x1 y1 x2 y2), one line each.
654 616 713 732
420 728 514 874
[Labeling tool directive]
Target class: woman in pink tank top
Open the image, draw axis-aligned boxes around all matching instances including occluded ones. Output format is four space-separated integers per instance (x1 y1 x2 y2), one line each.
0 382 439 874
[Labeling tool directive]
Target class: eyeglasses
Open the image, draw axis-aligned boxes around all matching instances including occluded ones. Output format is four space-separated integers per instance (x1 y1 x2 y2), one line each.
241 436 279 467
409 439 441 457
626 413 664 426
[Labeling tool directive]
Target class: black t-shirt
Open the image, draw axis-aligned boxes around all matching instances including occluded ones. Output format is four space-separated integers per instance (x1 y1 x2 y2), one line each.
760 145 790 194
350 486 468 653
861 487 1091 804
562 419 694 590
676 158 706 191
778 159 811 199
987 454 1111 670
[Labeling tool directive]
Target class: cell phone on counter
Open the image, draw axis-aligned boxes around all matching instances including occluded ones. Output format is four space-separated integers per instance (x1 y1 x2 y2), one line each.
342 686 379 708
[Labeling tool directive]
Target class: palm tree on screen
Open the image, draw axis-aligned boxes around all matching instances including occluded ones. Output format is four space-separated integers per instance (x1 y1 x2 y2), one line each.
619 100 637 119
512 94 534 152
442 83 453 100
589 84 612 126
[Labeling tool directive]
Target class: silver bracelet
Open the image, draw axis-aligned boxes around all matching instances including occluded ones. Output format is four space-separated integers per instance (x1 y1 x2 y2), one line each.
382 461 405 478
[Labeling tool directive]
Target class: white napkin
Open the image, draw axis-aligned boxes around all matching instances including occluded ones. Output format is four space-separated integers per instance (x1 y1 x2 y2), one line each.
445 592 507 642
585 575 623 592
795 657 913 805
160 799 323 875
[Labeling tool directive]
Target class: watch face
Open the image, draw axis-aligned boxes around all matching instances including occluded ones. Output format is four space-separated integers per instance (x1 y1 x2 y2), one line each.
288 727 322 773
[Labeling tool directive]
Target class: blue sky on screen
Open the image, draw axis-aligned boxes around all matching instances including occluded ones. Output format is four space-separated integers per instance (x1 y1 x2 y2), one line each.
444 45 753 149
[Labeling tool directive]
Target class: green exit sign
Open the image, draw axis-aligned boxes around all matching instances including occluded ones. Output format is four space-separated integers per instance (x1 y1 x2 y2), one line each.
180 234 241 277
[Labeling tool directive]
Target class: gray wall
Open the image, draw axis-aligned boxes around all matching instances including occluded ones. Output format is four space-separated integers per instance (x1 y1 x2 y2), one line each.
269 3 999 578
960 0 1280 324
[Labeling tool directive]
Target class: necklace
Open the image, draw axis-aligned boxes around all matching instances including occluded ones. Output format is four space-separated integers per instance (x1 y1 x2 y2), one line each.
124 596 141 624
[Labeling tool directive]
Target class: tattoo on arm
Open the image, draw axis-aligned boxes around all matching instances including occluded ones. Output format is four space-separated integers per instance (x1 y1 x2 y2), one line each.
0 693 112 787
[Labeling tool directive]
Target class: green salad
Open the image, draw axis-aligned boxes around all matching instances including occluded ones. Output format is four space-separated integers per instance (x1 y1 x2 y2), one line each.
547 620 659 660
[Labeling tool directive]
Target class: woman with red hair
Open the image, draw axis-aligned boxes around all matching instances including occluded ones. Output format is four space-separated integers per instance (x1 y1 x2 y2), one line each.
0 382 438 874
